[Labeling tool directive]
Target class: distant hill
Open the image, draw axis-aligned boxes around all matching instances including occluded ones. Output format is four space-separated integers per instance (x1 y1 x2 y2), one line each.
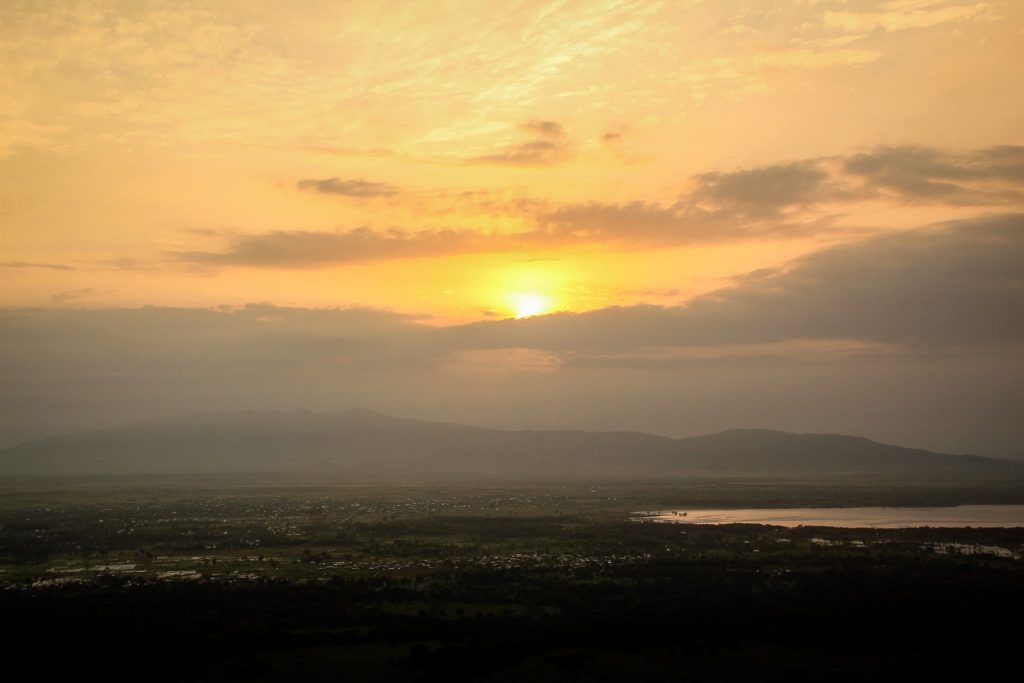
0 409 1018 478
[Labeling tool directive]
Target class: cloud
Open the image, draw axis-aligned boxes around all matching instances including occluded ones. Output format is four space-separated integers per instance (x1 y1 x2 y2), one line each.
175 227 501 267
844 145 1024 204
26 214 1024 360
537 145 1023 247
536 201 692 243
175 145 1023 268
974 145 1024 181
175 201 810 269
450 213 1024 351
689 145 1024 214
533 161 837 245
690 161 832 218
80 213 1024 356
296 177 398 197
519 119 566 139
470 119 573 166
4 218 1023 457
1 261 74 271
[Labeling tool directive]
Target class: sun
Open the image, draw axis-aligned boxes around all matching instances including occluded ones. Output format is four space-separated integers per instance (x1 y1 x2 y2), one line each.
510 292 551 319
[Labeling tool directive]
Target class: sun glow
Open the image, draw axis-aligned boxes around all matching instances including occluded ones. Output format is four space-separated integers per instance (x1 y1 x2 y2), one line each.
510 292 551 319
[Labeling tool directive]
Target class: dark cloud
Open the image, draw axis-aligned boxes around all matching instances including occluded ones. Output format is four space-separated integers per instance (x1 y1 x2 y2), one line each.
535 198 826 245
975 145 1024 181
174 201 801 268
297 177 398 197
1 261 74 271
532 146 1022 246
4 219 1023 457
537 201 688 242
175 227 502 267
519 119 566 139
451 213 1024 351
843 145 1024 204
176 145 1023 269
0 303 440 446
536 161 836 246
166 213 1024 354
0 303 430 372
471 119 572 166
690 161 831 217
533 161 836 246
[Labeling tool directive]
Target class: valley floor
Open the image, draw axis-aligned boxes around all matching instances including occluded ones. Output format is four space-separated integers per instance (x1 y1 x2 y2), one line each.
2 476 1023 681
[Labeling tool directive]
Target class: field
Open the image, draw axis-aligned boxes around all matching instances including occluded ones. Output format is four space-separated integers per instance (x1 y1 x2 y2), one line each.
3 475 1024 681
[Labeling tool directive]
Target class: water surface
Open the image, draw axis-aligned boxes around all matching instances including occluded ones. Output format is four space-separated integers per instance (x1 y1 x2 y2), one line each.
642 505 1024 528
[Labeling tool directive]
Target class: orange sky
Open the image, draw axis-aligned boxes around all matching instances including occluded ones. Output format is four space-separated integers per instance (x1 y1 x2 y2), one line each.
1 2 1024 457
2 0 1023 322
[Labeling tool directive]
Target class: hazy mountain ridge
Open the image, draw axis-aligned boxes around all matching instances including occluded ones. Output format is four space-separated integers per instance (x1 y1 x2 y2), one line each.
0 409 1017 477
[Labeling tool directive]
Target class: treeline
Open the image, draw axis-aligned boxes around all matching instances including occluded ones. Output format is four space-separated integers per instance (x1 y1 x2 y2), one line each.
4 554 1022 681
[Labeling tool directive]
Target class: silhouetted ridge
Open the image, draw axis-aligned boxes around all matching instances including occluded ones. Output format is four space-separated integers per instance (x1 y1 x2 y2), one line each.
0 410 1016 477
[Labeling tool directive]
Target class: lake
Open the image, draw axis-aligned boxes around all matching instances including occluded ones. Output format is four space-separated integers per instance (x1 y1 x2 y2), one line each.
640 505 1024 528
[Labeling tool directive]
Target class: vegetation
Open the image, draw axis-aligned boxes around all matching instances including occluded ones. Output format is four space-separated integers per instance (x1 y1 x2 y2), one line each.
2 476 1022 681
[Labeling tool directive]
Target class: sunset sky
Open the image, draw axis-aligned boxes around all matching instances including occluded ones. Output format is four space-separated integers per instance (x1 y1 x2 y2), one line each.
2 1 1022 457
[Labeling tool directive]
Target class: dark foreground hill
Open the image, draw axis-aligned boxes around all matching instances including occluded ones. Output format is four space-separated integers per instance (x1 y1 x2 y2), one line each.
0 408 1018 478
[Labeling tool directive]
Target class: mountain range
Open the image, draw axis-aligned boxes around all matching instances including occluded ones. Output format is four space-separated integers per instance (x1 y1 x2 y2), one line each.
1 408 1020 479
